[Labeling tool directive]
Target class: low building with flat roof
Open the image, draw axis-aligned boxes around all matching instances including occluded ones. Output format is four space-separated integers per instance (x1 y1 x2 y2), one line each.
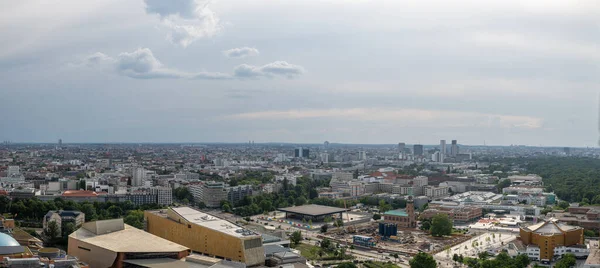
145 207 265 266
68 219 189 268
277 204 348 222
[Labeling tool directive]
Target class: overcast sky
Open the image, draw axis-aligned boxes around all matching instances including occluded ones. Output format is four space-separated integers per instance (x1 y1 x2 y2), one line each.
1 0 599 146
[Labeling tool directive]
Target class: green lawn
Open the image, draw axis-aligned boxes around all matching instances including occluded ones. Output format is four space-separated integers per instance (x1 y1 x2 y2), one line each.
294 243 353 261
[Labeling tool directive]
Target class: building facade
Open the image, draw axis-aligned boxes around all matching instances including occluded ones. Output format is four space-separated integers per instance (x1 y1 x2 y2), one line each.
145 207 265 266
519 219 585 262
383 198 416 228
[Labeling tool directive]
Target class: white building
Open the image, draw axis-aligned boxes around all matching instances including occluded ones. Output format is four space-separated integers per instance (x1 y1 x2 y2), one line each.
7 166 19 176
319 153 329 163
275 175 298 186
152 187 173 206
424 185 449 199
132 167 145 187
413 176 428 196
358 151 367 161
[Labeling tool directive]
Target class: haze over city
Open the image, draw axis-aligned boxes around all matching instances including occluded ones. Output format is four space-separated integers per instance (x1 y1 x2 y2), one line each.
1 0 599 146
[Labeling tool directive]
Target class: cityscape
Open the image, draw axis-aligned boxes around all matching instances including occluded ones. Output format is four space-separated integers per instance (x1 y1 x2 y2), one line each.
0 141 598 267
2 0 600 268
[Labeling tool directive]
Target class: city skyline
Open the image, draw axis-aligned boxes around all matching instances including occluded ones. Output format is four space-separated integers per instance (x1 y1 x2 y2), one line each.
1 0 599 147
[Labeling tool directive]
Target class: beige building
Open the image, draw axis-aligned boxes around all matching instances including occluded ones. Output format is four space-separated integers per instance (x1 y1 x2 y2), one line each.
68 219 189 268
43 210 85 237
145 207 265 266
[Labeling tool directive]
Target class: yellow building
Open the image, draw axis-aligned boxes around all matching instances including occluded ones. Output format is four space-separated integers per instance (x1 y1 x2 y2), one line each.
519 219 586 261
145 207 265 266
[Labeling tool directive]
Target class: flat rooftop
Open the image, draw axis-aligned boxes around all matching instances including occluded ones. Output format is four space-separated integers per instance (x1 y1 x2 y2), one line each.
277 204 348 216
70 223 188 253
170 207 260 239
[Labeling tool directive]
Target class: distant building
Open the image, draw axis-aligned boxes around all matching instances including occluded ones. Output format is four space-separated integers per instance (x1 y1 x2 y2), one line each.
519 219 586 262
424 185 449 199
319 153 329 163
145 207 264 266
451 140 459 157
190 182 228 208
294 147 310 158
227 185 253 205
43 210 85 237
358 151 367 161
6 166 19 177
413 145 424 157
419 206 482 223
440 140 446 156
412 176 428 196
68 219 189 268
383 197 416 228
549 207 600 231
132 167 145 187
564 147 571 155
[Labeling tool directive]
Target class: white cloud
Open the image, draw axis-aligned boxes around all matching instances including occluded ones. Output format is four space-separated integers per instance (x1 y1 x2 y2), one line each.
84 48 304 80
234 61 305 78
144 0 221 47
85 48 230 79
226 108 543 130
223 47 259 59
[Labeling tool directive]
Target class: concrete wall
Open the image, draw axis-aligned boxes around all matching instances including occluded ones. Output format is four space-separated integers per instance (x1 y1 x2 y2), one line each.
68 236 118 268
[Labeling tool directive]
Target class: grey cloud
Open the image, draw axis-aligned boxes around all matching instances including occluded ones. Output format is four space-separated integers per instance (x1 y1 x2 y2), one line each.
86 48 230 80
144 0 221 47
223 47 259 58
144 0 199 19
234 61 305 78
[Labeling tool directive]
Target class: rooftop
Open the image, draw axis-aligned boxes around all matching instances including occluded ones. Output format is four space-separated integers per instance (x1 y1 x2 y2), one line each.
69 219 188 253
170 207 260 238
277 204 348 216
384 209 408 217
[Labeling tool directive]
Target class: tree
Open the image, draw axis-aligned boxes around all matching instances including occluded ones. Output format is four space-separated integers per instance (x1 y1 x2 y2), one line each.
515 254 531 268
124 210 144 229
336 262 357 268
107 205 123 218
430 214 452 237
373 214 381 220
78 179 86 190
290 231 302 246
497 179 511 192
321 224 328 233
320 238 331 249
81 203 97 222
409 252 437 268
222 202 232 213
334 218 344 227
555 253 576 268
421 220 431 231
197 202 207 209
557 201 570 210
478 251 489 260
452 254 459 263
378 200 392 213
44 220 60 245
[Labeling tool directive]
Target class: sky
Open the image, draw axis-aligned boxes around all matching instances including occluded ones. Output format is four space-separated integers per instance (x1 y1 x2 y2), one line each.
1 0 599 146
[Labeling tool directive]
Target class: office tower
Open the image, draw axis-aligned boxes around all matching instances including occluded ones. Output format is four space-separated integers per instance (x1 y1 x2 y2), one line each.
398 143 405 152
58 139 62 147
451 140 459 157
132 167 145 187
358 151 367 160
320 153 329 163
302 148 309 158
324 141 330 149
432 151 440 162
413 144 424 156
564 147 571 155
440 140 446 156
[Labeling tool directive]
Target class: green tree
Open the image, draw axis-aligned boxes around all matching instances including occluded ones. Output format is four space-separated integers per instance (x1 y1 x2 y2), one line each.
421 220 431 231
409 252 437 268
124 210 145 229
222 202 232 213
430 214 452 237
336 262 357 268
44 220 60 245
334 218 344 227
81 203 97 221
555 253 576 268
320 238 332 249
378 200 392 213
320 224 329 233
557 201 570 210
515 254 531 268
197 202 206 209
290 231 302 246
373 214 381 220
78 179 86 190
295 196 307 206
497 179 511 192
107 205 123 218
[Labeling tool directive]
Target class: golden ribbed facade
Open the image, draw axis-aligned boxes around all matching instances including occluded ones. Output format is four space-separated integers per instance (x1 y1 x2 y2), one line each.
144 208 265 266
519 220 584 260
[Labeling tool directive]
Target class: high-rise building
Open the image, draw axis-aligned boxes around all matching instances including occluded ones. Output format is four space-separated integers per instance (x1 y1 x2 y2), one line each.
358 151 367 160
440 140 446 155
324 141 330 149
398 143 405 152
451 140 459 157
413 144 424 157
320 153 329 163
58 139 62 147
412 176 428 196
294 147 309 158
132 167 145 187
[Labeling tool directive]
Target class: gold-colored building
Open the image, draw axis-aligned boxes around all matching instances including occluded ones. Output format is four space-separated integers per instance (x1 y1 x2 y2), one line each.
519 219 585 261
145 207 265 266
